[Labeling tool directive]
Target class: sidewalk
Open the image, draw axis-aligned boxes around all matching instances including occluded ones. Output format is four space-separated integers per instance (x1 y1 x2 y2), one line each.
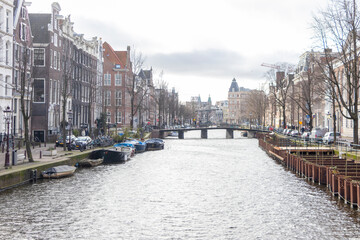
0 143 81 175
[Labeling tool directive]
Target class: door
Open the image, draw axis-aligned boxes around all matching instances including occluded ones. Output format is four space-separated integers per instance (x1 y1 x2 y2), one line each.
34 130 45 143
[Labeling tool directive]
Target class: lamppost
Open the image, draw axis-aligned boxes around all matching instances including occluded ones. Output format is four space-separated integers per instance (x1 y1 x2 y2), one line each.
249 113 252 129
327 112 331 131
3 106 12 168
67 110 73 151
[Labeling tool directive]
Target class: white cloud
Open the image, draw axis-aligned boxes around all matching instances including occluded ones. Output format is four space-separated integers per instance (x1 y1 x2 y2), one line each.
29 0 329 102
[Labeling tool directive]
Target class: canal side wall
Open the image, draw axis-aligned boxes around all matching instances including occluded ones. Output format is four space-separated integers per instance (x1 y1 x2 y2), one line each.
0 152 90 191
258 135 360 209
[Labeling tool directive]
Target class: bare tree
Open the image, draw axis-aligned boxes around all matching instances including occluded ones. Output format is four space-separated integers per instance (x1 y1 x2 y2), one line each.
313 0 360 143
289 54 324 131
266 64 294 128
246 90 267 126
18 46 33 161
61 39 73 151
153 71 168 128
126 47 148 129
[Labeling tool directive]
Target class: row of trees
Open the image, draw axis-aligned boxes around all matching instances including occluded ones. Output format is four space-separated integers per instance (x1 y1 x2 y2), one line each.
259 0 360 144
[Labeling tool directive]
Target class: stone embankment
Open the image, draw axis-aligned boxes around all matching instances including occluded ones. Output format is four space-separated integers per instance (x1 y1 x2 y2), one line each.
0 146 90 191
258 133 360 208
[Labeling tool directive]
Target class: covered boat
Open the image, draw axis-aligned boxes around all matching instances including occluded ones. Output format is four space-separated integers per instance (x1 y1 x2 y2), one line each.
103 149 128 164
114 143 136 157
145 138 165 151
125 140 147 153
41 165 76 179
78 149 104 167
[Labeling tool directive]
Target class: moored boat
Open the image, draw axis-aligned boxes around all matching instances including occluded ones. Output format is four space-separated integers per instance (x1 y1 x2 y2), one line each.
102 149 128 164
41 165 76 179
114 142 136 157
145 138 165 151
125 140 147 153
78 158 103 167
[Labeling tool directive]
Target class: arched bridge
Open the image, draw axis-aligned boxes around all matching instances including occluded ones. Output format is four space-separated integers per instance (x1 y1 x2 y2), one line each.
158 127 270 139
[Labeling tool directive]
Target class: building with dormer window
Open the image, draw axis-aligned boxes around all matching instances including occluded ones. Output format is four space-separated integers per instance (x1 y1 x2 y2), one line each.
102 42 132 128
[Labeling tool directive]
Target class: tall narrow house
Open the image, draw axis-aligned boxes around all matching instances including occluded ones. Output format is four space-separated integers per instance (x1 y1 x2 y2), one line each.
102 42 132 128
13 0 33 138
29 2 64 142
0 0 13 133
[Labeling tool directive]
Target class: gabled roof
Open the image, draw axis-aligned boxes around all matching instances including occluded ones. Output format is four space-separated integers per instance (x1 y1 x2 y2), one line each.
103 42 129 68
115 51 127 67
29 13 51 43
138 69 152 79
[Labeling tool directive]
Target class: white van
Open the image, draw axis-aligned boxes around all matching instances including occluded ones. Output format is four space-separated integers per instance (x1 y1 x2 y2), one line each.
323 132 341 144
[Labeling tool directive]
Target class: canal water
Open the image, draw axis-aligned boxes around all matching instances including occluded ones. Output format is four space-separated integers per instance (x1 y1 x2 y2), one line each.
1 130 360 239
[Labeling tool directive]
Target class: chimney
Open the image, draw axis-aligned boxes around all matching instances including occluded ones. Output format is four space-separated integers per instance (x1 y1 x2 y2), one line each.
276 71 285 82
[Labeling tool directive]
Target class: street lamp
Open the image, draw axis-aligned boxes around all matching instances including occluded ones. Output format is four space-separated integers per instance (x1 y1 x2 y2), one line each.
67 110 73 151
3 106 12 168
249 113 252 129
327 112 331 131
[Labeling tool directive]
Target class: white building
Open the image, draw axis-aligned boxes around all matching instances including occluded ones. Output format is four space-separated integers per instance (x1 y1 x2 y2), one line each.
0 1 13 134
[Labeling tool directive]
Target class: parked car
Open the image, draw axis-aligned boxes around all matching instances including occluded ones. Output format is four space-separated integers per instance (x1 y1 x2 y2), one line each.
301 132 310 141
56 135 76 147
309 128 328 142
290 130 300 137
74 136 92 150
323 132 341 144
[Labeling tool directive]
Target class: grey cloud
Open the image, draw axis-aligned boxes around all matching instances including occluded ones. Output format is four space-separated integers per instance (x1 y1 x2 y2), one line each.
147 49 262 79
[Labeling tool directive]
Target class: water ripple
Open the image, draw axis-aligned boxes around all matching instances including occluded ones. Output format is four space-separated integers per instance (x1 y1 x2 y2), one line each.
0 130 359 239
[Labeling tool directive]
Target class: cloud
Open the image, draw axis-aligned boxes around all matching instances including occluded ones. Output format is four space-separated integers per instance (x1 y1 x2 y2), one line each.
147 49 264 79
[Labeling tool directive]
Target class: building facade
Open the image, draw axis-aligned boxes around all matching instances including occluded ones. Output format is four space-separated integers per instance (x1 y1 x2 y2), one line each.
13 0 33 138
102 42 132 128
0 0 14 133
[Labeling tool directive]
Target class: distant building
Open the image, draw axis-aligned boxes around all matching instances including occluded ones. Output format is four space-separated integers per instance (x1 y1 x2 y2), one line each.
137 68 155 126
227 78 250 124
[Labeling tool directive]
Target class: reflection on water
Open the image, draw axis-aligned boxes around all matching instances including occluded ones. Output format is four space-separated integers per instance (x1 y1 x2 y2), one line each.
0 130 360 239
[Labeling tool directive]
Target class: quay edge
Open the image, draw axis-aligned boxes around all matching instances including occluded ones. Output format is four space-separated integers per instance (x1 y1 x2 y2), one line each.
0 152 90 192
258 133 360 209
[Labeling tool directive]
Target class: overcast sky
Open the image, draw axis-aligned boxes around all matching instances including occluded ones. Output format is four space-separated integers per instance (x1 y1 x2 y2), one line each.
29 0 329 103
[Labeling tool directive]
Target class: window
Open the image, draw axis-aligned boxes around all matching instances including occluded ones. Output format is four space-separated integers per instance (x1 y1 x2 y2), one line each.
21 7 26 19
14 44 19 61
33 79 45 103
34 48 45 66
50 49 53 68
54 51 57 69
115 91 122 106
5 42 9 65
14 70 18 89
115 73 122 86
20 23 26 41
104 73 111 86
105 90 111 106
5 76 8 96
57 52 60 70
115 64 121 69
6 11 10 33
116 112 122 123
49 80 52 103
54 33 57 47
